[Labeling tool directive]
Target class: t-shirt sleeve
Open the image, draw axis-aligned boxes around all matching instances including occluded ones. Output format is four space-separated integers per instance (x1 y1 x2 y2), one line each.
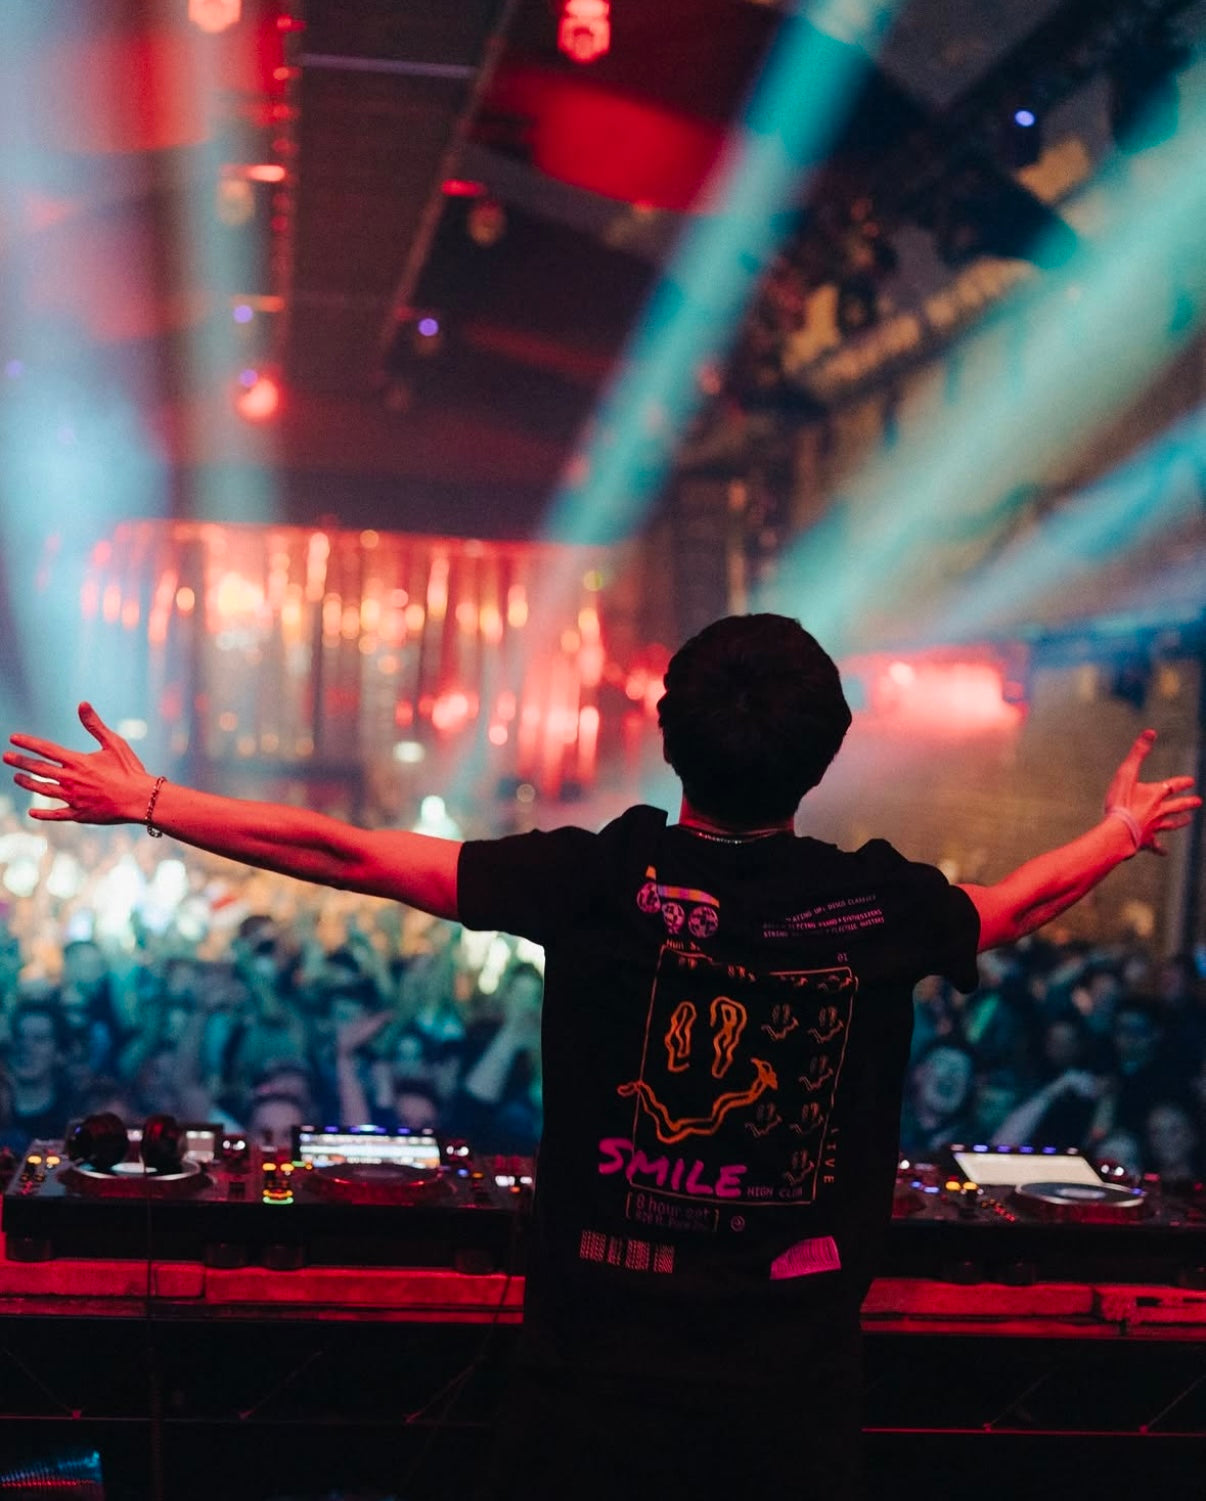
456 826 601 945
929 879 981 994
859 840 981 994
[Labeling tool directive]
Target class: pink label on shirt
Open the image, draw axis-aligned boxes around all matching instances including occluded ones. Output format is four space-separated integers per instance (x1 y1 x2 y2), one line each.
770 1235 841 1279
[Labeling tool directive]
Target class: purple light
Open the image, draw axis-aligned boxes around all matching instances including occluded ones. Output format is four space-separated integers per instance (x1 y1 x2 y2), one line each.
4 359 23 379
238 367 258 388
417 317 439 338
233 304 254 324
1014 108 1037 128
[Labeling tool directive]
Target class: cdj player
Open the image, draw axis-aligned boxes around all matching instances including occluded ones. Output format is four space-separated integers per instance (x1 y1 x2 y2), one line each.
2 1122 527 1272
886 1144 1206 1285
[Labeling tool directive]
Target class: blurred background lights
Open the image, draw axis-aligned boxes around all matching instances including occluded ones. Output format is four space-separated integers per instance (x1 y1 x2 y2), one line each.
414 795 461 838
189 0 242 33
45 852 86 902
234 373 282 422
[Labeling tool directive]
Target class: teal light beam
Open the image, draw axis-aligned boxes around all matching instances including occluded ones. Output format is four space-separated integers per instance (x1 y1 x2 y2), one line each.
929 403 1206 645
766 71 1206 652
173 25 280 524
543 2 897 556
448 1 903 809
0 4 167 739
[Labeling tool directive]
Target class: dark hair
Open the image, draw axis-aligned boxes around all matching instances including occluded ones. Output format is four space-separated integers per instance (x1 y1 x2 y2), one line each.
657 614 851 825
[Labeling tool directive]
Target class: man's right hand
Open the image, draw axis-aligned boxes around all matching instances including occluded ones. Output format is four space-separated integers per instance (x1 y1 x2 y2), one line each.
6 703 153 826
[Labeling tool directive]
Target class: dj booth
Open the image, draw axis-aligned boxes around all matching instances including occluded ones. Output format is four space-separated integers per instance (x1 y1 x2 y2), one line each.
4 1128 1206 1500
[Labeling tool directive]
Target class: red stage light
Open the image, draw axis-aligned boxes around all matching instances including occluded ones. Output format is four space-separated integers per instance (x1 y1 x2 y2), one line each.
189 0 242 34
850 656 1025 737
234 373 281 422
559 0 611 64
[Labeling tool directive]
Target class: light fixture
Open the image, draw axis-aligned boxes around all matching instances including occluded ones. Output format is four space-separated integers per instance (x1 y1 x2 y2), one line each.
558 0 611 64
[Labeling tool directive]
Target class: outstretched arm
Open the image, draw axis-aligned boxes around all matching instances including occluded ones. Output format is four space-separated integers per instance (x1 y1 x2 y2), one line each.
5 704 461 919
959 730 1199 953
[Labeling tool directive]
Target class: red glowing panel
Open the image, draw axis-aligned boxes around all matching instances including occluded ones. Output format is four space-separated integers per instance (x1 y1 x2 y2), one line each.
864 660 1023 736
491 68 723 211
559 0 611 64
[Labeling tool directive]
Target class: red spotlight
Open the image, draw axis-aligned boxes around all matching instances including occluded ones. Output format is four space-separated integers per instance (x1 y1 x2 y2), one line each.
442 179 486 198
234 372 281 422
189 0 242 34
559 0 611 64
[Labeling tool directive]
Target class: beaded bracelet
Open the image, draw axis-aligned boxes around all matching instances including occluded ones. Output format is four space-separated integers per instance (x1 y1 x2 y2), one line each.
145 774 167 838
1106 805 1141 852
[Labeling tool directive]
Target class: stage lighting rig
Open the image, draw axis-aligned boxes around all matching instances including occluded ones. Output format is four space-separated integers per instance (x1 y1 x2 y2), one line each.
1001 104 1043 169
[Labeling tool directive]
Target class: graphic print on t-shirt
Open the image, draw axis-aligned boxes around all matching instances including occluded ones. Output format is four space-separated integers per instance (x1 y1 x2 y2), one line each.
601 944 855 1219
636 869 721 939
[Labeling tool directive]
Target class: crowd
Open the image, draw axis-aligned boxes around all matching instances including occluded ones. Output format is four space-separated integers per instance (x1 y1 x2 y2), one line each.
0 804 1204 1180
0 805 544 1158
904 942 1206 1183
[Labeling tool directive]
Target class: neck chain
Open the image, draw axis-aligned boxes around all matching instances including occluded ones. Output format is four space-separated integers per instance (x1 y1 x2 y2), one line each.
679 824 790 844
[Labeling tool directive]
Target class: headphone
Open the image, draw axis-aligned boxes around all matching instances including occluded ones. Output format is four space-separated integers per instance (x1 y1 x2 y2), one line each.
66 1112 184 1174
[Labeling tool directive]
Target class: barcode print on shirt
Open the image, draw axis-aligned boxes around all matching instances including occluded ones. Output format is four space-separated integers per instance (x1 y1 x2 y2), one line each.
579 1228 675 1275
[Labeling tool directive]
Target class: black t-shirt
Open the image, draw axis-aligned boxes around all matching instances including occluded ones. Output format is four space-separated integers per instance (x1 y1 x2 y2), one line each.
459 805 979 1389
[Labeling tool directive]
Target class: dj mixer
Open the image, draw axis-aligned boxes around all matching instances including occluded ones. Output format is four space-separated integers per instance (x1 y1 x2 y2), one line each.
2 1122 528 1272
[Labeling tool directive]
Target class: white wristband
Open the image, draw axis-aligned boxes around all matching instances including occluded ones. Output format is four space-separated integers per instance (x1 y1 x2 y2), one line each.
1106 805 1142 852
